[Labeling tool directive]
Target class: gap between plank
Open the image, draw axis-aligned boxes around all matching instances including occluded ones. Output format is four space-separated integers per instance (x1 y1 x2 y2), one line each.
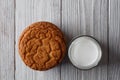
14 0 16 80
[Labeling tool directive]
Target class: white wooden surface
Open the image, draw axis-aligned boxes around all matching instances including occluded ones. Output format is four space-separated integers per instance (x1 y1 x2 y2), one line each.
0 0 15 80
0 0 120 80
108 0 120 80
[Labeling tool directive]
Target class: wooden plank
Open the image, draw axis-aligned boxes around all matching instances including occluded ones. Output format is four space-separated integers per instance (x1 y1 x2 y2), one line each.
0 0 15 80
61 0 108 80
15 0 61 80
108 0 120 79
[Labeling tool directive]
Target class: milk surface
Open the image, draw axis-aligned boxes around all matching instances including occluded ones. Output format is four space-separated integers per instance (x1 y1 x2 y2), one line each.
68 36 102 69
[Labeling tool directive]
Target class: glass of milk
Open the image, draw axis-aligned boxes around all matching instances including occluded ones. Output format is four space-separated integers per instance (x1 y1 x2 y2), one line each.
68 36 102 70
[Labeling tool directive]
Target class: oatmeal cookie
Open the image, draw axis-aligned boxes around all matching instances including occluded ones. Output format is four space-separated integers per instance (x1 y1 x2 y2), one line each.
18 21 66 71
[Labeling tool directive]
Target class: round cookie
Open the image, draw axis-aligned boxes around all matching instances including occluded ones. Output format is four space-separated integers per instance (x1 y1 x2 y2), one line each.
18 21 66 71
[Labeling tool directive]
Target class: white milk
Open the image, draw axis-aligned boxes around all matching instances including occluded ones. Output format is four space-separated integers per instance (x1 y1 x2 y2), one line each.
68 36 102 69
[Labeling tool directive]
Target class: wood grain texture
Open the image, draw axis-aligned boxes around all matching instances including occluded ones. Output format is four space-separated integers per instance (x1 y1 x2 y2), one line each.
108 0 120 80
0 0 15 80
61 0 108 80
1 0 120 79
15 0 61 80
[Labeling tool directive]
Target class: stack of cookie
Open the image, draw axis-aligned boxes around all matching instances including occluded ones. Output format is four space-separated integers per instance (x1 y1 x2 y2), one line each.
18 22 66 71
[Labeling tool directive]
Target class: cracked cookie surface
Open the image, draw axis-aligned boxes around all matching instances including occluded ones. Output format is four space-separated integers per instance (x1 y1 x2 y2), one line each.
18 22 66 71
